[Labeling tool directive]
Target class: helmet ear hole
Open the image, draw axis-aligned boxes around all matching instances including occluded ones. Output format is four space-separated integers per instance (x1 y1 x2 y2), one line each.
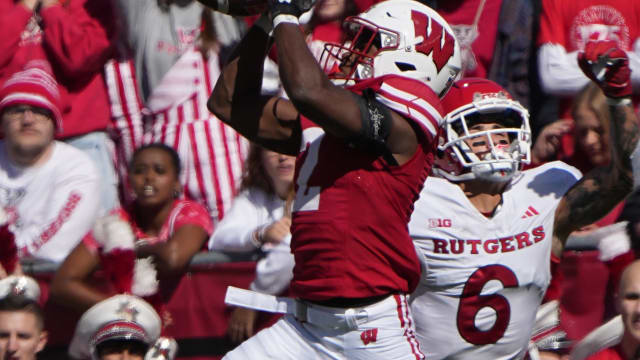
395 62 416 72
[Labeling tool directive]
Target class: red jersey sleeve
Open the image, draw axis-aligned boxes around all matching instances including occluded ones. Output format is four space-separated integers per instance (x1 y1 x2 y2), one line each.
372 75 445 143
172 201 214 236
537 0 566 47
39 0 115 76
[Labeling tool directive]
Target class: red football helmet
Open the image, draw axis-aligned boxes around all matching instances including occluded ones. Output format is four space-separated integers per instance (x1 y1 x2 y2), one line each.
434 78 531 182
319 0 461 97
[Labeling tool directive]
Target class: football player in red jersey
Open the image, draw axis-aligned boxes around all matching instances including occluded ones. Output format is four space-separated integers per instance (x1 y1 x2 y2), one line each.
204 0 460 358
408 41 639 359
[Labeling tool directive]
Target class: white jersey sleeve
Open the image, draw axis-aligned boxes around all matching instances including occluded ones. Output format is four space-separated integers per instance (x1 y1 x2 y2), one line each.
1 142 101 263
539 41 640 96
538 44 588 96
208 188 285 252
409 161 581 360
208 187 293 295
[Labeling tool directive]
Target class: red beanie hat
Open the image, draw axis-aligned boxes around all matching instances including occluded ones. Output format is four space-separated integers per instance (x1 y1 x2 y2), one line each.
0 60 63 132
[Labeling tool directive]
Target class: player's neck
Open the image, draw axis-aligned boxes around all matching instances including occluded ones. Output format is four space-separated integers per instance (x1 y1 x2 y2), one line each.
459 180 506 217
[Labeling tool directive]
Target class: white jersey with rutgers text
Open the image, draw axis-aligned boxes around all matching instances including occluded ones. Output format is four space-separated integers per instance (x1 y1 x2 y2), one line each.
409 161 581 359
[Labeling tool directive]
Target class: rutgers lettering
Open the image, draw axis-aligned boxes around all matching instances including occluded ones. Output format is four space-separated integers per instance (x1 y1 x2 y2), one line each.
411 10 456 73
432 226 546 255
360 328 378 345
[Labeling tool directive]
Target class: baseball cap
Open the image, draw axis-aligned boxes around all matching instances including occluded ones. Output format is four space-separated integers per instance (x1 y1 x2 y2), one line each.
0 60 63 132
68 294 161 360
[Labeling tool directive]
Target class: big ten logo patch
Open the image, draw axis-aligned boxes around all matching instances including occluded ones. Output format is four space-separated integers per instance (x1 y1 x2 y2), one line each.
429 218 452 228
361 328 378 345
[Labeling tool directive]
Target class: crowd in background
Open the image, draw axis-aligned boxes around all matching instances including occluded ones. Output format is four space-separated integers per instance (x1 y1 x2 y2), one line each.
0 0 639 359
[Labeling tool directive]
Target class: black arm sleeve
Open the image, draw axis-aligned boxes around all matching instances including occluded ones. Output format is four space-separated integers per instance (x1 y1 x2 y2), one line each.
349 89 398 165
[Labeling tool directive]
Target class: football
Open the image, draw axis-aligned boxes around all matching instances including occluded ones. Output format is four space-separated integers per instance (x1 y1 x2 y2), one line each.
198 0 267 16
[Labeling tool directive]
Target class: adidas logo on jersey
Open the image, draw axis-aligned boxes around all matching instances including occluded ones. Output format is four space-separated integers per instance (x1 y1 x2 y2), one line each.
521 206 539 219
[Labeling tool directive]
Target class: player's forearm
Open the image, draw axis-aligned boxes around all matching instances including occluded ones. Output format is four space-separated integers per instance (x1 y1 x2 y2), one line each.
558 104 636 233
209 17 271 125
610 101 640 191
273 23 330 112
608 102 639 176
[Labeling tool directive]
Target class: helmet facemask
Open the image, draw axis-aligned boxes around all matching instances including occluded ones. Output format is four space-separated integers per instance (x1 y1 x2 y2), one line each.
321 17 399 87
437 96 532 183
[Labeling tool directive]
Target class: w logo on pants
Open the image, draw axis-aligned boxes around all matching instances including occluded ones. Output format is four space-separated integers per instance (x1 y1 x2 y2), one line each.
360 329 378 345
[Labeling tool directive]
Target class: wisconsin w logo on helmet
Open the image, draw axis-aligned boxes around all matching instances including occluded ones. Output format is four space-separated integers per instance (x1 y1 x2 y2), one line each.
320 0 461 97
411 10 457 74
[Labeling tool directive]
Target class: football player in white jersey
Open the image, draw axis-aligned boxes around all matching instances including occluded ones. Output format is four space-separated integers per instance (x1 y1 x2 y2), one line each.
409 40 639 359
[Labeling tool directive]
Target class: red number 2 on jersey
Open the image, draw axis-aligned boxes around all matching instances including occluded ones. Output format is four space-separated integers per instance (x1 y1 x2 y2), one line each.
456 264 518 345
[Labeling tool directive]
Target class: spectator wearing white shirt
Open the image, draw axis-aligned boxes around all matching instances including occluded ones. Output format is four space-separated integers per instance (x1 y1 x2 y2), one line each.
0 60 100 264
209 144 295 343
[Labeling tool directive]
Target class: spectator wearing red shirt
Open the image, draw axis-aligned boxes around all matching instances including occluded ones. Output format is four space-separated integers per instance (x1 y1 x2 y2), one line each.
50 144 212 329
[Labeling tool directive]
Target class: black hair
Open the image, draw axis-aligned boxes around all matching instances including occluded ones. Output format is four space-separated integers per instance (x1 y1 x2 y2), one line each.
130 143 182 177
0 294 45 330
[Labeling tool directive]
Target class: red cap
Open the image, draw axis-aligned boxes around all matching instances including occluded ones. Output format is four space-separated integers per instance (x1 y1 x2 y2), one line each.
0 60 63 132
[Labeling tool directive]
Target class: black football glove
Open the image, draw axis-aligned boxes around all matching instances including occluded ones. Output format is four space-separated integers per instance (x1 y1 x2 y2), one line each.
268 0 316 19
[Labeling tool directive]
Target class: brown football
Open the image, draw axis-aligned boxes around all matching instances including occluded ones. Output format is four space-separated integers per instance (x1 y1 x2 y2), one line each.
198 0 267 16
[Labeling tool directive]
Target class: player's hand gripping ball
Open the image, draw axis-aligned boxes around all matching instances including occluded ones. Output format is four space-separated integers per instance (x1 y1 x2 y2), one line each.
267 0 316 18
197 0 267 16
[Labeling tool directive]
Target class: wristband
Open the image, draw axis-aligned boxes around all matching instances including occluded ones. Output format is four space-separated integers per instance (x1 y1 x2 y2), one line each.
273 14 299 28
254 12 273 36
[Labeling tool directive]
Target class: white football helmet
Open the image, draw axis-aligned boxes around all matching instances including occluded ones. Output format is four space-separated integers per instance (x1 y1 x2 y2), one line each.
434 78 531 182
320 0 461 97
